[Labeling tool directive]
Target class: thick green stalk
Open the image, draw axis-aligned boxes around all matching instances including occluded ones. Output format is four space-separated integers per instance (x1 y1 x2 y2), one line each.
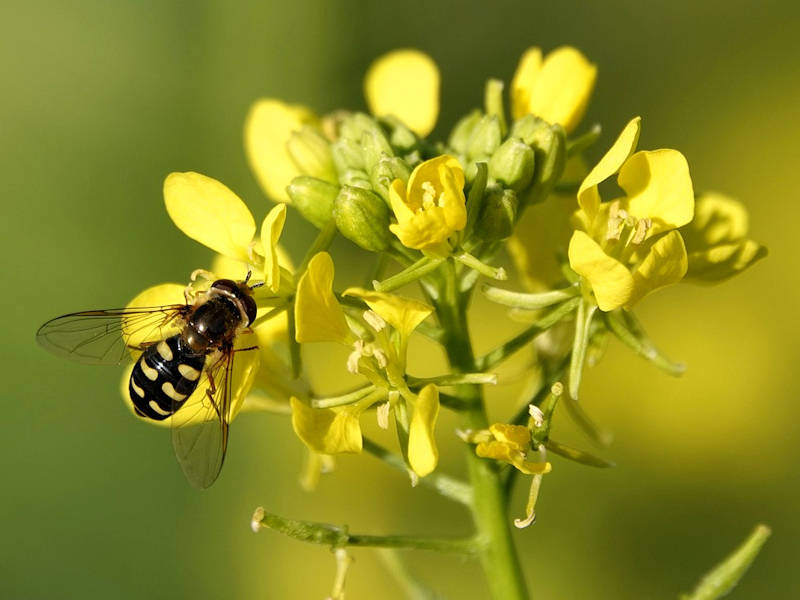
436 272 529 600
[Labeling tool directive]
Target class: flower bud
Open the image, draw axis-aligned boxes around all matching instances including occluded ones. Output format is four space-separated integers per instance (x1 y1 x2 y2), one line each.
466 115 502 161
286 125 337 182
338 112 380 141
448 109 482 155
382 115 418 152
371 155 411 199
286 176 340 229
511 116 566 206
475 187 518 241
331 137 365 172
339 168 373 190
334 185 391 251
488 137 535 191
361 129 394 175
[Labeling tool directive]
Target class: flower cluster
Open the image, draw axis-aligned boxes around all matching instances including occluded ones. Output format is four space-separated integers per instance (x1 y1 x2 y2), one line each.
115 44 766 598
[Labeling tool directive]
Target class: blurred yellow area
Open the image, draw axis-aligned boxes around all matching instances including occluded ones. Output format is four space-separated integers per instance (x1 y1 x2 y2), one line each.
3 1 797 598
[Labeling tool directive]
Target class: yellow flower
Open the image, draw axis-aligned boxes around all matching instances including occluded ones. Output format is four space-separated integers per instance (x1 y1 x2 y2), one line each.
389 155 467 253
364 49 440 137
680 192 767 283
163 171 290 293
511 46 597 134
292 253 440 475
474 423 551 475
159 171 301 413
567 117 695 311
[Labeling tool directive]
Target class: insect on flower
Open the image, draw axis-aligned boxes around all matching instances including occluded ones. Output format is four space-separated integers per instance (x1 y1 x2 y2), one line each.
36 273 264 489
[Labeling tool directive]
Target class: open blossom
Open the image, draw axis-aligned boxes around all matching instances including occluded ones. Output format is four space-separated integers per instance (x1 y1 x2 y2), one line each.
291 252 440 476
389 155 467 253
567 117 695 311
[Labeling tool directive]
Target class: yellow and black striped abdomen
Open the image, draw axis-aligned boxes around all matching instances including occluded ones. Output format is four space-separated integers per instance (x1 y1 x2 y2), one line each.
129 335 205 421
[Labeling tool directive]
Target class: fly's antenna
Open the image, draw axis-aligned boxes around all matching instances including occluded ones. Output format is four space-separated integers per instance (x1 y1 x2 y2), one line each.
249 281 265 290
244 270 253 284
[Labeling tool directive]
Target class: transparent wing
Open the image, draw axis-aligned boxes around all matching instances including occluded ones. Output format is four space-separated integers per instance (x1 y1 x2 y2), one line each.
36 305 188 365
171 349 234 489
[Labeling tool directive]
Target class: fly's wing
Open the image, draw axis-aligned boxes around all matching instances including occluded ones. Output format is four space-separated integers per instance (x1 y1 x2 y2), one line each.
170 350 234 489
36 305 188 365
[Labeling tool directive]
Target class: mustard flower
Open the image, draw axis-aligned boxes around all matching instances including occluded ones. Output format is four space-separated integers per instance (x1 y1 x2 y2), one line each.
291 252 440 476
567 117 694 311
389 155 467 254
473 423 551 476
511 46 597 134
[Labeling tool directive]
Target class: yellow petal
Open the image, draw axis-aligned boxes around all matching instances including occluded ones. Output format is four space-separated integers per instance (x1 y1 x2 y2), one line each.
620 149 694 234
164 172 255 262
568 231 634 311
294 252 351 344
210 254 264 281
685 240 767 284
628 230 688 306
364 49 440 137
290 397 362 454
511 46 597 134
124 283 186 350
511 457 552 476
261 203 287 293
342 287 433 340
577 117 641 219
244 99 317 202
510 47 543 121
408 385 440 477
682 192 749 249
488 423 531 452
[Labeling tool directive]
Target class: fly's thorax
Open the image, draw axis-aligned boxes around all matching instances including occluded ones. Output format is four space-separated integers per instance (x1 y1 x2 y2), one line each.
182 279 255 353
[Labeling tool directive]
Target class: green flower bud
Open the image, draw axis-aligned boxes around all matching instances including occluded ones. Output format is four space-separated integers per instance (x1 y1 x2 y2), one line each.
339 168 372 190
333 185 391 251
338 112 379 142
371 155 411 200
286 126 337 182
287 176 340 229
488 137 535 191
331 137 365 173
448 110 482 155
467 115 502 161
381 115 418 152
475 187 518 241
511 116 566 206
361 129 394 175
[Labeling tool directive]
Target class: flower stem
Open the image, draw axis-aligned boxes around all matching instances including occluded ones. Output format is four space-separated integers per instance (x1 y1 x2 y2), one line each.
435 267 530 600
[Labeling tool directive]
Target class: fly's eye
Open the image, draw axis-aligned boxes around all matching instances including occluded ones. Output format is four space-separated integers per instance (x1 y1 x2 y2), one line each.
242 295 257 326
210 279 238 294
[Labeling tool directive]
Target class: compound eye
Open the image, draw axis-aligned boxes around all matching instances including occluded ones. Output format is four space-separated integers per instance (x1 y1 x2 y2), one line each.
210 279 238 294
243 295 257 326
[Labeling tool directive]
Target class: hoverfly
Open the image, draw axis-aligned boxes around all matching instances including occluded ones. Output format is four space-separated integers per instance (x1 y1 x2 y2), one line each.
37 275 263 489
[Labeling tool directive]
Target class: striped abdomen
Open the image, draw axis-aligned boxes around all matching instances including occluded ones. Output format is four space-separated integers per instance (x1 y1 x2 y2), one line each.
129 335 205 421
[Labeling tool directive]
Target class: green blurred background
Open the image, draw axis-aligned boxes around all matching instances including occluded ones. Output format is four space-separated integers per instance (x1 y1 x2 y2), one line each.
2 1 798 597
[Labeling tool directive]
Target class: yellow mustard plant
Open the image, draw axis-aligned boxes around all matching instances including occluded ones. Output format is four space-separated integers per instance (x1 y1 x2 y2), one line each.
40 43 770 600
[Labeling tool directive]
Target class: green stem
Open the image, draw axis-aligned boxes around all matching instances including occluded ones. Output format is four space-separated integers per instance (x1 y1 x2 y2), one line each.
435 268 529 600
297 221 337 276
476 297 580 371
252 507 477 554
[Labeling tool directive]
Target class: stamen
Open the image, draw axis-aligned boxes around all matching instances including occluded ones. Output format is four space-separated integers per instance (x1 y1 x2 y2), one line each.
631 217 652 245
376 401 390 429
420 181 437 210
346 340 365 374
605 202 627 241
528 405 545 429
363 310 386 332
